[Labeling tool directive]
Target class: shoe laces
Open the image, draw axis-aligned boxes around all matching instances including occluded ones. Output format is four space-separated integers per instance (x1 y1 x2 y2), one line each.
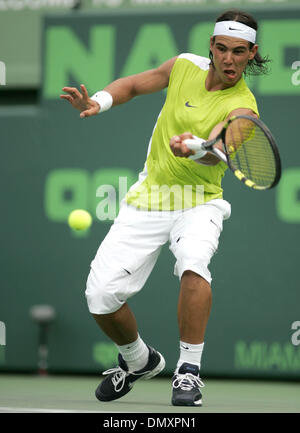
173 373 205 391
102 365 151 393
103 367 128 392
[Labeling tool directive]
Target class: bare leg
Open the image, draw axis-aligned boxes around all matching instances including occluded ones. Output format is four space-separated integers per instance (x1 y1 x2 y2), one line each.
178 270 212 344
92 303 138 346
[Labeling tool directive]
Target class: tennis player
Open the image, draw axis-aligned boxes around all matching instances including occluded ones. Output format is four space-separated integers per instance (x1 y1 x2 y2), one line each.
61 9 269 406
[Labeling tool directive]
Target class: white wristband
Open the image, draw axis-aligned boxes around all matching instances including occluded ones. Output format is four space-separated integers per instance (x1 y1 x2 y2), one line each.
90 90 113 113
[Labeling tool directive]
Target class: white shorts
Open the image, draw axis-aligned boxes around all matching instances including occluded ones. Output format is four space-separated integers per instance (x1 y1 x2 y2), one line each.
85 199 231 314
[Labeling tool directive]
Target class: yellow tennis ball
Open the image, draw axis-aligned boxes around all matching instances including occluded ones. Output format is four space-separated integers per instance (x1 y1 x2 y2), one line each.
68 209 92 231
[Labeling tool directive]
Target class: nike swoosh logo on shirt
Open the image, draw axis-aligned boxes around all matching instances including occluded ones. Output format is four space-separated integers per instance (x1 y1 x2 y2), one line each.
185 101 197 108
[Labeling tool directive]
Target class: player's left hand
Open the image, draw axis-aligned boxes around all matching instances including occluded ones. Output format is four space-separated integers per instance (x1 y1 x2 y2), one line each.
170 133 195 158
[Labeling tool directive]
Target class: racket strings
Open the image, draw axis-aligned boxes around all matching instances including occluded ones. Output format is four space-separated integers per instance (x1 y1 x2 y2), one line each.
225 119 277 188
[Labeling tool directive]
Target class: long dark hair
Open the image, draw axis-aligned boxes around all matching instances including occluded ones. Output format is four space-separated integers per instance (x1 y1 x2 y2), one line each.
209 9 271 76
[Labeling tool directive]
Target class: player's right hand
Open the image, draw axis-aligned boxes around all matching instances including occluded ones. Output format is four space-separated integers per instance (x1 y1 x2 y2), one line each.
170 132 195 158
60 84 100 118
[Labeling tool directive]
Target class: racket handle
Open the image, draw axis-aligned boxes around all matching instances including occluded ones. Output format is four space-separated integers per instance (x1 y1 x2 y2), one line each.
184 137 207 160
183 137 206 151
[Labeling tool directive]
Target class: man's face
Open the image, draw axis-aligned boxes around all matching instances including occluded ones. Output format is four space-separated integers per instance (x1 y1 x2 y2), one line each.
210 36 258 86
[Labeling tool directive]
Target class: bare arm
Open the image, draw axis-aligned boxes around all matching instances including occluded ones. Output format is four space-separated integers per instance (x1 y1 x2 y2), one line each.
60 57 177 118
170 108 258 166
104 57 177 105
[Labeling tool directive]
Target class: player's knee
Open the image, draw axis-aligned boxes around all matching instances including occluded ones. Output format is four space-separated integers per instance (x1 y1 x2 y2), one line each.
181 270 212 289
177 260 212 285
176 245 212 271
182 269 206 280
175 240 214 285
85 268 122 315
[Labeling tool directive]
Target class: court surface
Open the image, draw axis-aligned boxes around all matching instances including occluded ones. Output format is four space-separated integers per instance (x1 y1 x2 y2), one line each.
0 374 299 413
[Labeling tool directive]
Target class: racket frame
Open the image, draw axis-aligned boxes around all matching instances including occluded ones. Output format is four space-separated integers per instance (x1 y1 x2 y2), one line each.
189 115 281 190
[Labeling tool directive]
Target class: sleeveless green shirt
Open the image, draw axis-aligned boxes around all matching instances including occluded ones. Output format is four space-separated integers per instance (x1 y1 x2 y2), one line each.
126 53 259 211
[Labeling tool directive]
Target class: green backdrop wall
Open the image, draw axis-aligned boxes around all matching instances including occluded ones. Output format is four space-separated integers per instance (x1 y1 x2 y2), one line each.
1 0 299 87
1 8 300 379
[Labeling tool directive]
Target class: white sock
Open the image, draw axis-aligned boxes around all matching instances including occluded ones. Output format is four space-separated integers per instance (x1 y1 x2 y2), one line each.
176 341 204 372
116 334 149 372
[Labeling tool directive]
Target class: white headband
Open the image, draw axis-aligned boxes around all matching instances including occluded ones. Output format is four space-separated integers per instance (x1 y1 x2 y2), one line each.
213 21 256 44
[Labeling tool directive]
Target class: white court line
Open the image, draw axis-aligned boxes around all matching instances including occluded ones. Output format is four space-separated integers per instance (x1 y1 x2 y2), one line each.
0 406 122 413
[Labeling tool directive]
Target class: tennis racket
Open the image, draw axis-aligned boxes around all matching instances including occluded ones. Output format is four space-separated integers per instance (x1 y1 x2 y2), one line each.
184 115 281 190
